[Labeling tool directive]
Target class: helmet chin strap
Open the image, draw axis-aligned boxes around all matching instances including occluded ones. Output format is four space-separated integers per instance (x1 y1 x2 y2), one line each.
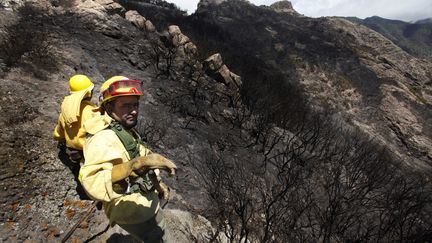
105 104 124 127
104 103 114 117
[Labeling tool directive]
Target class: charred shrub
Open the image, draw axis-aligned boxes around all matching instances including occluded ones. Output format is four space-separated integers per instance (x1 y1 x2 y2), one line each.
194 100 432 242
0 2 57 78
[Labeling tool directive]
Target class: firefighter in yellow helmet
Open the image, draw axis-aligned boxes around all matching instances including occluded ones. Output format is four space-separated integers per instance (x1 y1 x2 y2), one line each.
53 75 99 195
79 76 176 242
54 75 98 152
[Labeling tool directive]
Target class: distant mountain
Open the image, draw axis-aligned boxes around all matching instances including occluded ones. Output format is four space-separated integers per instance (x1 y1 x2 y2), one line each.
347 16 432 59
416 18 432 24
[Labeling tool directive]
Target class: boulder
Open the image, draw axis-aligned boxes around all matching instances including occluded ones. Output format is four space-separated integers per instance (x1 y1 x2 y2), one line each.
75 0 114 23
0 0 24 10
145 20 156 32
74 0 123 38
76 0 106 13
125 10 146 29
168 25 181 36
203 53 224 71
184 42 198 56
95 0 124 14
172 33 190 46
218 65 234 85
270 1 299 15
168 25 190 47
203 53 242 88
166 25 198 59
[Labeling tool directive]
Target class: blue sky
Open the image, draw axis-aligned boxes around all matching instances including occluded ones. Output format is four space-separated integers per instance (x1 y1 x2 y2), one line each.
167 0 432 22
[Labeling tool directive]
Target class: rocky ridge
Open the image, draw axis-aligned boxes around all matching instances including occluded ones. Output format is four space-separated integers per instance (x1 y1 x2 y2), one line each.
268 0 299 15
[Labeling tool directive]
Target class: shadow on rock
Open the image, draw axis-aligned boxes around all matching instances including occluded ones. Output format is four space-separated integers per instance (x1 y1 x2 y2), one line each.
57 144 90 200
106 233 140 243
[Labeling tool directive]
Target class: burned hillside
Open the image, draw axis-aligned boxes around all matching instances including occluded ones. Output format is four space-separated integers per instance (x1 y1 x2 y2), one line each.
0 0 431 242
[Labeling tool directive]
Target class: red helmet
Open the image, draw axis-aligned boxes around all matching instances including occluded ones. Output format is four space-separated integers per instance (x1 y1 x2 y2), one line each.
99 76 144 105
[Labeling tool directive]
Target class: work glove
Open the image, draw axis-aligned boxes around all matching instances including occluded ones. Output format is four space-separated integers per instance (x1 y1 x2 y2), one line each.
155 181 170 201
147 170 170 201
111 153 177 183
132 153 177 176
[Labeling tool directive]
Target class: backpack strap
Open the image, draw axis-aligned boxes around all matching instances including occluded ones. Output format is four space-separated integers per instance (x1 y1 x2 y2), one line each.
108 122 154 194
108 122 140 160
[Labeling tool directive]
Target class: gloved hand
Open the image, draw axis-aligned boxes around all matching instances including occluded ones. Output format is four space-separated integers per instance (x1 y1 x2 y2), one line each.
155 181 170 200
132 153 177 176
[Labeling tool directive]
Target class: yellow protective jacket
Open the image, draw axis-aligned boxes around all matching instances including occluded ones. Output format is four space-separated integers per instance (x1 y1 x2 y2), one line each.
53 88 98 150
79 114 160 225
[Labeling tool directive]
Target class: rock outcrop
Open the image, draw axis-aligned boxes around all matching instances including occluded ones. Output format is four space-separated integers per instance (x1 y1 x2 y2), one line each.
125 10 146 28
166 25 198 64
0 0 23 10
203 53 241 89
269 0 299 15
125 10 155 32
197 0 228 9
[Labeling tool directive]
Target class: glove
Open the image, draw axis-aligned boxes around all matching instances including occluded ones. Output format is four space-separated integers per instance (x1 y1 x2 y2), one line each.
156 182 170 200
132 153 177 176
111 153 177 183
147 170 170 201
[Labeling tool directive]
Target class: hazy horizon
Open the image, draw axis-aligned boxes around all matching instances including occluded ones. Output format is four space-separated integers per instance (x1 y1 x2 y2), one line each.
166 0 432 22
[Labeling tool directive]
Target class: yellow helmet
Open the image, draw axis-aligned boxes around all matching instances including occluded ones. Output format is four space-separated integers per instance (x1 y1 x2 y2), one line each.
98 76 144 106
69 74 94 93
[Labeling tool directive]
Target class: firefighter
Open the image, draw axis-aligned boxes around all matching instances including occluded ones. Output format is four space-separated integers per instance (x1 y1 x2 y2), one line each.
79 76 176 242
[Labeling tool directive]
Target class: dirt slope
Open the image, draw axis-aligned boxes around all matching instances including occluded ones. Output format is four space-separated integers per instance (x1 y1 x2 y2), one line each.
0 1 218 241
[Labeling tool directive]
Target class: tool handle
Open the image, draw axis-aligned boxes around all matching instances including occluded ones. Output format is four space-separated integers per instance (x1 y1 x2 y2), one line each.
61 201 97 243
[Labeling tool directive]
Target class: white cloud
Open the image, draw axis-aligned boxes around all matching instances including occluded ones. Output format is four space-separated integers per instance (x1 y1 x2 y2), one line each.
166 0 432 22
167 0 199 13
291 0 432 21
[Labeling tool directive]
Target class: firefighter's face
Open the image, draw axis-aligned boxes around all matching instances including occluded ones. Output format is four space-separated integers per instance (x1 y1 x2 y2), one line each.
107 96 140 129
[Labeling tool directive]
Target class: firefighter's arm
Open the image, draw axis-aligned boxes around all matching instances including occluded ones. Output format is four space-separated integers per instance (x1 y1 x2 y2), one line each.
53 118 66 142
